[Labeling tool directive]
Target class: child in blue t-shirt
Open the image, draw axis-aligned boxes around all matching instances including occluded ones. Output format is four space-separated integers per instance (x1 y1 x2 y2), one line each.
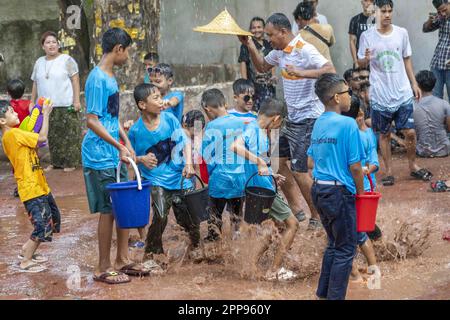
307 74 365 300
143 52 159 84
201 89 247 241
150 63 184 123
82 28 149 284
231 98 299 281
128 83 200 259
342 99 381 284
228 79 258 124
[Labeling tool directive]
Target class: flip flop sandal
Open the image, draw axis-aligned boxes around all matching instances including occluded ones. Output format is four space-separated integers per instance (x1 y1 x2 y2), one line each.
119 263 151 277
18 254 49 263
430 181 450 193
93 271 131 285
295 211 306 222
19 263 47 273
381 176 395 186
411 169 433 181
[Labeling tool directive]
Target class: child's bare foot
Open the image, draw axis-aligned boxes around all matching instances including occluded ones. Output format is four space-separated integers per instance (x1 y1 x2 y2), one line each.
44 165 54 172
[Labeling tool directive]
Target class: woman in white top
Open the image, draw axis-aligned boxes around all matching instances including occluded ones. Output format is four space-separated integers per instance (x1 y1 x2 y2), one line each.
30 31 81 172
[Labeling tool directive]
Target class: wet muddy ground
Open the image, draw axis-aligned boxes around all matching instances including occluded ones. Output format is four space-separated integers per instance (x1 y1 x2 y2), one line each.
0 153 449 300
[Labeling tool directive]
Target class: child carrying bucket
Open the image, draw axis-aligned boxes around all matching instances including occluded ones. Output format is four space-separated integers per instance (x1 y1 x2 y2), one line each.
82 28 150 285
231 98 299 281
342 98 381 284
201 89 247 242
307 74 366 300
128 83 201 262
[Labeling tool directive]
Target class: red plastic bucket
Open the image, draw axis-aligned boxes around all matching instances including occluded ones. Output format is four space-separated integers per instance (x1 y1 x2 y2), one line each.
356 175 381 232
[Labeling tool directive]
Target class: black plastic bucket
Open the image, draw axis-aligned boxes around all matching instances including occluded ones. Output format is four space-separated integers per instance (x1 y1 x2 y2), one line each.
244 173 277 225
180 174 210 222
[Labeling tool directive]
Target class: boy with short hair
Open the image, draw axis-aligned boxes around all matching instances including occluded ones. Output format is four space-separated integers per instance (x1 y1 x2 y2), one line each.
201 89 247 241
82 28 148 285
231 98 299 281
128 83 200 259
143 52 159 84
1 100 61 273
358 0 432 186
150 63 184 123
342 98 381 283
413 70 450 158
7 79 31 127
229 79 258 124
308 73 365 300
182 110 209 184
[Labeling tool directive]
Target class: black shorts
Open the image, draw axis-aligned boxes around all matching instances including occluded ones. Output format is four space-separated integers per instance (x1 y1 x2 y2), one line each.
274 134 291 159
281 119 316 173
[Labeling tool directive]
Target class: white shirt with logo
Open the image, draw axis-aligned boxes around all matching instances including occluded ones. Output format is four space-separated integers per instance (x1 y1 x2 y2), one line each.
358 25 414 112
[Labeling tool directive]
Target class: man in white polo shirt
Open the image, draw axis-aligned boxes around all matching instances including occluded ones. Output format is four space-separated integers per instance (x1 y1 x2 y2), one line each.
239 13 335 230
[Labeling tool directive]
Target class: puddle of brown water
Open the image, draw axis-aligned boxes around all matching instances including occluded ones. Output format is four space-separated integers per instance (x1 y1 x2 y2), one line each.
0 156 449 300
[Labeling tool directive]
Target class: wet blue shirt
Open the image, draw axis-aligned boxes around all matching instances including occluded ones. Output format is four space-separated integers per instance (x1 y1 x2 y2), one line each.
360 128 379 192
241 121 275 192
128 112 193 191
307 112 365 194
82 67 120 170
202 114 246 199
163 91 184 123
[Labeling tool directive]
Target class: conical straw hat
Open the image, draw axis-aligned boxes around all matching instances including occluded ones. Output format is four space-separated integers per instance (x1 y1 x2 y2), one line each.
193 8 253 36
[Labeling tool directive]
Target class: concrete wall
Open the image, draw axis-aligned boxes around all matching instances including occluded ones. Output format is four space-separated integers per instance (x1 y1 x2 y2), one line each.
160 0 439 76
0 0 60 91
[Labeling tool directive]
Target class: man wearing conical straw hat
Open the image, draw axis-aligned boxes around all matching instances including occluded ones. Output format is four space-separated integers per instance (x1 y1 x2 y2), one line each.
238 13 335 232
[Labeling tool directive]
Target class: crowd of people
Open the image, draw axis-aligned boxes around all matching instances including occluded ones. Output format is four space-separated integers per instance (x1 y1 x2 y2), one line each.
1 0 449 300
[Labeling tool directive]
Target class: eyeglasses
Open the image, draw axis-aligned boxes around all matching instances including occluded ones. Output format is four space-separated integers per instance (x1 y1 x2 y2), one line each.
354 76 369 81
329 89 352 101
243 95 254 103
147 67 162 75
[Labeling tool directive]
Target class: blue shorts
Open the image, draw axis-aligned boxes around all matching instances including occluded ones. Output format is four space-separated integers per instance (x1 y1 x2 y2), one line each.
371 102 415 135
24 193 61 243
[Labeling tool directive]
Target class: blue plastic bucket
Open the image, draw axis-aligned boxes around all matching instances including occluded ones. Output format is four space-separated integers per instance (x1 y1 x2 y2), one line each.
106 158 152 229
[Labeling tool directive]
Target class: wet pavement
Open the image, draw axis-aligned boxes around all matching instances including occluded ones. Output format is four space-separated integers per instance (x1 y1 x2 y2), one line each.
0 153 449 300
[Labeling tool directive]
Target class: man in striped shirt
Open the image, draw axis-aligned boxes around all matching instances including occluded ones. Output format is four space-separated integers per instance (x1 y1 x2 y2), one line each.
239 13 335 230
423 0 450 102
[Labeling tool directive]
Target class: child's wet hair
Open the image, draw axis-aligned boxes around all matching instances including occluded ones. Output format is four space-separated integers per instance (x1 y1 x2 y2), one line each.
101 28 132 53
233 79 254 95
133 83 159 107
259 98 287 118
201 89 226 109
156 63 174 79
0 100 10 118
183 110 206 129
416 70 436 93
315 73 347 105
7 79 25 100
144 52 159 62
341 96 361 119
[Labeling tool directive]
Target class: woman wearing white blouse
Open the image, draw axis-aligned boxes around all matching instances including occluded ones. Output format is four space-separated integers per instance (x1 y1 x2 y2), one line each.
30 31 82 172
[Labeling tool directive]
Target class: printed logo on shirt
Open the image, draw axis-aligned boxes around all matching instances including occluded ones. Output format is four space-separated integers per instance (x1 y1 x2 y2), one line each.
107 92 120 117
376 50 401 73
311 137 338 145
30 150 43 172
